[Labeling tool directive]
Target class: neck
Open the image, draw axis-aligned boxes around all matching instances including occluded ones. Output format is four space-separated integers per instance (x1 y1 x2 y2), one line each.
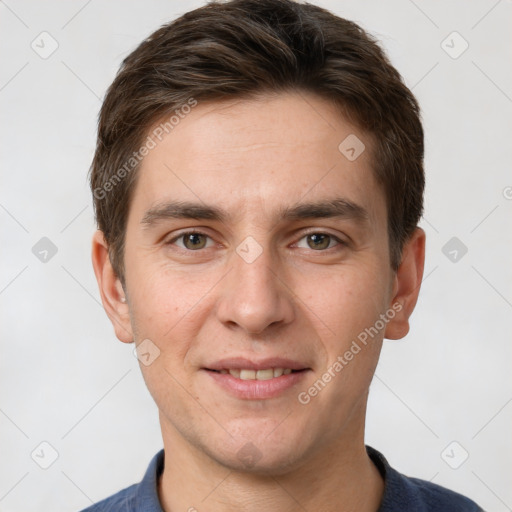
157 408 384 512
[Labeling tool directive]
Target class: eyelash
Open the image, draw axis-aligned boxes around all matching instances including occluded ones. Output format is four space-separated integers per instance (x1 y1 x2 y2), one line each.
165 230 347 252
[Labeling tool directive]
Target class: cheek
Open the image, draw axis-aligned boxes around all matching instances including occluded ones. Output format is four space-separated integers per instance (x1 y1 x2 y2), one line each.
302 267 388 396
302 265 386 339
128 259 200 324
125 266 196 361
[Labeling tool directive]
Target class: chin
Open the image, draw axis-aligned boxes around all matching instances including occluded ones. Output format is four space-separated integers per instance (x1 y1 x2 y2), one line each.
217 446 307 476
204 425 312 476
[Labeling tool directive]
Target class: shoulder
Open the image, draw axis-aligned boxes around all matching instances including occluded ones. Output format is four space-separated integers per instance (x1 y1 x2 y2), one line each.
399 475 484 511
78 483 137 511
366 446 484 512
77 449 165 512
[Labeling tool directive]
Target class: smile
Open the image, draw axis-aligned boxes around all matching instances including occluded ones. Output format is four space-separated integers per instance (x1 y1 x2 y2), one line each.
216 368 295 380
204 367 310 400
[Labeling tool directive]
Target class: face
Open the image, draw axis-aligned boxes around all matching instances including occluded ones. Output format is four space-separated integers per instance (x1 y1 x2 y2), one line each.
95 92 420 474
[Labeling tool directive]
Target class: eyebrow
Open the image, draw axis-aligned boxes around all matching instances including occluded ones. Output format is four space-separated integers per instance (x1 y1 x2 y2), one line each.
140 197 369 228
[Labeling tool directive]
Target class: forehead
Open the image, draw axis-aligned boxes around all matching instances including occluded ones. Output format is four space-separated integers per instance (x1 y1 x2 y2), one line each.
129 92 385 228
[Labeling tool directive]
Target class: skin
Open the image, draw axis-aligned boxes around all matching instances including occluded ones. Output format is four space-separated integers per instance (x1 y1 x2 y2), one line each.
92 91 425 511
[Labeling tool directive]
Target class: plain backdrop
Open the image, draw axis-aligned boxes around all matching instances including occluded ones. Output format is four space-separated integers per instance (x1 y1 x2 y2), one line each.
1 1 511 511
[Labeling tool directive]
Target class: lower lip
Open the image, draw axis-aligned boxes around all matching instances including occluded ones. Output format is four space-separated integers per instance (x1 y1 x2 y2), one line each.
204 370 309 400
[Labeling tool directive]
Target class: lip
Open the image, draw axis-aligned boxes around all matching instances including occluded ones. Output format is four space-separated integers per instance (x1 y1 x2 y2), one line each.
203 357 311 400
202 367 310 401
205 357 309 372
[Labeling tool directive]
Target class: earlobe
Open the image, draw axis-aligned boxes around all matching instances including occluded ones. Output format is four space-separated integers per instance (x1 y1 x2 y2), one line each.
91 230 134 344
384 228 426 340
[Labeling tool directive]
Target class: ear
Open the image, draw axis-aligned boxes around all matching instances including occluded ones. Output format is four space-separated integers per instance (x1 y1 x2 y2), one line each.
91 230 134 344
384 227 426 340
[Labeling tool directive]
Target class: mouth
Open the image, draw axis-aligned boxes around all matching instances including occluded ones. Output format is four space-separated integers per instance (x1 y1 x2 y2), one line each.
206 368 306 380
202 358 311 400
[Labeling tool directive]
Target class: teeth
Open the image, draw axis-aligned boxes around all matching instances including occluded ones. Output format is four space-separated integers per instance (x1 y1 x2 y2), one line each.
273 368 284 378
256 369 274 380
224 368 295 380
239 369 256 380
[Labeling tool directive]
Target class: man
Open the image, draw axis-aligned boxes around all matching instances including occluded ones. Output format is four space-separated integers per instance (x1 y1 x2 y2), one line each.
85 0 483 510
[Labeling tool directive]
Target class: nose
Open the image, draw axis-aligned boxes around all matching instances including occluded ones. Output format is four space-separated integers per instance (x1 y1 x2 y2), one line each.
215 240 295 335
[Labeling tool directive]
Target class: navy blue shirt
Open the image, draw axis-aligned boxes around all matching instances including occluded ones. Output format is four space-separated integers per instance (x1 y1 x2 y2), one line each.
80 446 483 511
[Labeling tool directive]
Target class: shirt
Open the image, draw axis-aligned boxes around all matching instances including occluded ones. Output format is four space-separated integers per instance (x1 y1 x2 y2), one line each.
79 446 484 511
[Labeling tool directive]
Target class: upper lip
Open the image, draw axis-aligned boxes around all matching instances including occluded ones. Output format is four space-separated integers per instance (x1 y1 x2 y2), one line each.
205 357 309 371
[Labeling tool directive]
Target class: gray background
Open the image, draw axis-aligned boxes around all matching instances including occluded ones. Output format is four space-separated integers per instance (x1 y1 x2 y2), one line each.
1 0 511 510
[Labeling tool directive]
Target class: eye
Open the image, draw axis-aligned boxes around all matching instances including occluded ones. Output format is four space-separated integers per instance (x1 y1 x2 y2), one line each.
296 232 343 251
168 231 214 251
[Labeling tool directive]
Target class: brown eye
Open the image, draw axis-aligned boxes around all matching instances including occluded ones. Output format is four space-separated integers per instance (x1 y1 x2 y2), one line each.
182 233 208 250
169 232 212 250
305 233 335 250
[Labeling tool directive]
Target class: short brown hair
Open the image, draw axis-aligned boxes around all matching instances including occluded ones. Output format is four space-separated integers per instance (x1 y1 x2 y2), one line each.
89 0 424 286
